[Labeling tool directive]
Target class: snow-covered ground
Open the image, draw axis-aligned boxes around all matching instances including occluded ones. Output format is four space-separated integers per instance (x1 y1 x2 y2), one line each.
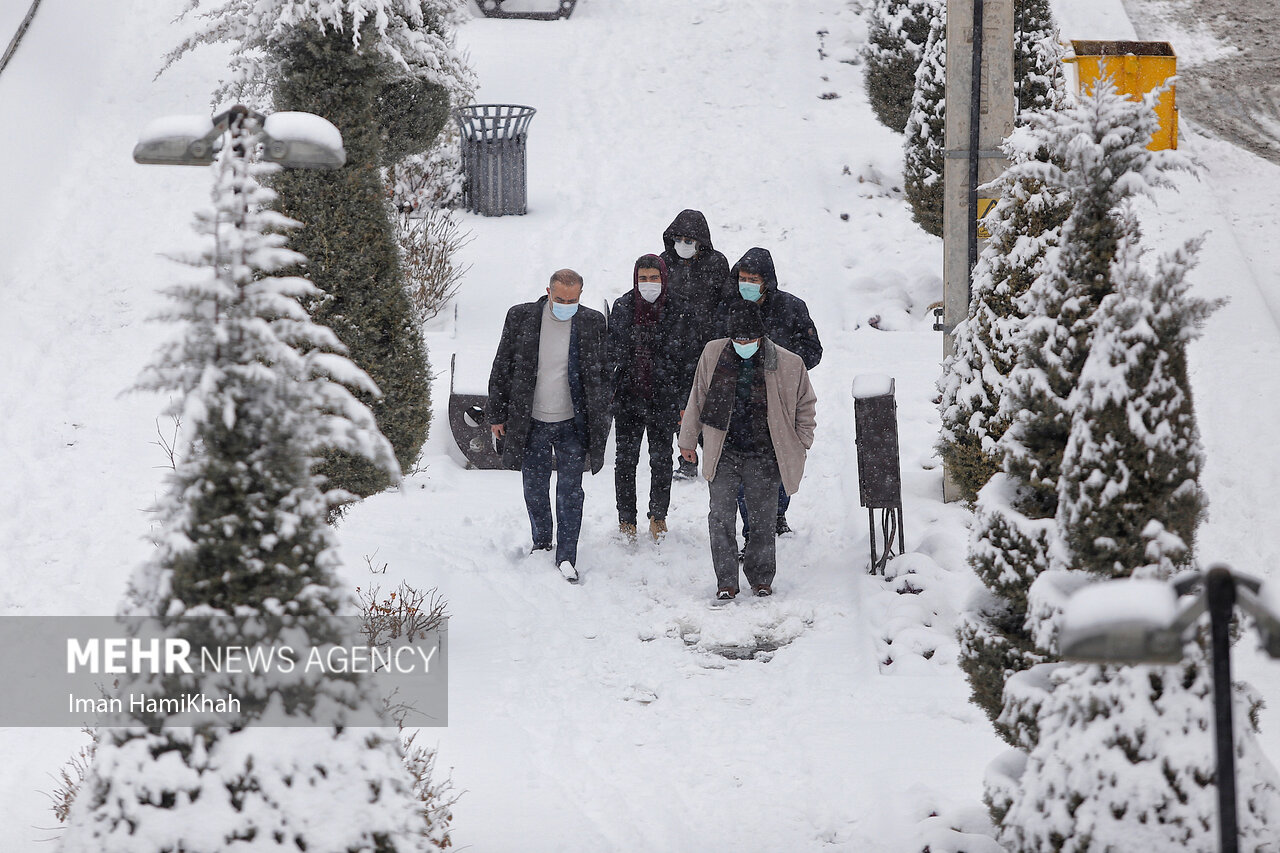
3 0 1280 849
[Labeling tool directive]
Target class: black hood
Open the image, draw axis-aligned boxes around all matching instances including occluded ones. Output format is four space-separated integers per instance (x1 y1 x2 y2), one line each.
662 209 715 256
730 247 778 294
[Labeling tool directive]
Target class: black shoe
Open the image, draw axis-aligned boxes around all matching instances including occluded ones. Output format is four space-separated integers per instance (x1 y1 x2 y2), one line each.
672 459 698 480
530 543 552 554
776 514 792 535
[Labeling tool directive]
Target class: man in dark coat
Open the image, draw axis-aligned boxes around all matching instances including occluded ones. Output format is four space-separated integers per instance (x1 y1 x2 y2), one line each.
488 269 611 582
608 254 688 542
660 209 733 480
724 246 823 537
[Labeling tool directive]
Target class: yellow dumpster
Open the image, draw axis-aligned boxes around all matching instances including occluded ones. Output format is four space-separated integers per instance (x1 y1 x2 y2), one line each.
1068 40 1177 150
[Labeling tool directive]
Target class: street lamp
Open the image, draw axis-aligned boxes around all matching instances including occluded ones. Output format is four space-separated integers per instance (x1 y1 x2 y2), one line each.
133 105 345 169
1059 565 1280 853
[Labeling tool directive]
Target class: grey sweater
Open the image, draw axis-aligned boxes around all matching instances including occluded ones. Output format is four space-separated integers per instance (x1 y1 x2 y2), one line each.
531 302 575 422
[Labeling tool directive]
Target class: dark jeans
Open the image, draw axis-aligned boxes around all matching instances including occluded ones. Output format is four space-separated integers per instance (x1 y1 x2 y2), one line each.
710 449 780 590
738 482 790 535
614 401 674 524
522 419 586 566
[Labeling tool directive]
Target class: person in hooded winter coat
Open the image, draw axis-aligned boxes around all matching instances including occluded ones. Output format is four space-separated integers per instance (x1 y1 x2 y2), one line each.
679 301 818 600
660 209 733 480
608 254 688 542
723 246 823 537
488 269 611 583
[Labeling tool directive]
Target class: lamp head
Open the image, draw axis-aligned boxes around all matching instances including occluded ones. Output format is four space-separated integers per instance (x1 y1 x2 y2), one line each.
1058 578 1187 664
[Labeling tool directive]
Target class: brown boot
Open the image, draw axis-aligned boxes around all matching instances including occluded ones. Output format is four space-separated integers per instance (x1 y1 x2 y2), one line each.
649 517 668 542
619 521 637 541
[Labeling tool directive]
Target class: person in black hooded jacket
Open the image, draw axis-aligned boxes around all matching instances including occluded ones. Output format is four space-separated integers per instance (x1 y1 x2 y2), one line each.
723 246 823 537
660 209 732 480
608 254 688 541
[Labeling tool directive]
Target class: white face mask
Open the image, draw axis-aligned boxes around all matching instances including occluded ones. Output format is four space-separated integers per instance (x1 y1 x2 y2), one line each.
673 239 697 260
638 282 663 303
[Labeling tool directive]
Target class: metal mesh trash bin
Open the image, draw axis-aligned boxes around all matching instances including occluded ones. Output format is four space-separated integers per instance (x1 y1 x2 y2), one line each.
454 104 536 216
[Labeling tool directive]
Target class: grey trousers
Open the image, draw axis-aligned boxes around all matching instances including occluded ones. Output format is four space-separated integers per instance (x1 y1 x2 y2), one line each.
709 448 780 590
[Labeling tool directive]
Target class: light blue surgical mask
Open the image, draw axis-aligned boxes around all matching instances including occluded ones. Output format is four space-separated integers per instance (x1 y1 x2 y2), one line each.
732 340 759 359
738 280 763 301
551 301 579 321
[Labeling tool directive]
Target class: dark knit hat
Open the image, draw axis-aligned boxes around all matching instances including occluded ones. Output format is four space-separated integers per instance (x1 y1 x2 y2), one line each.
727 301 765 341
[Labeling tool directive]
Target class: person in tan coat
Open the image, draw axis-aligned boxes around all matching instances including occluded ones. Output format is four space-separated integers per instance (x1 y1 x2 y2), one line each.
678 301 817 599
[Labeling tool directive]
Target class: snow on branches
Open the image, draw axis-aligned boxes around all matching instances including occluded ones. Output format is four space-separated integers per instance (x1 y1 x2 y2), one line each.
59 137 427 852
164 0 475 108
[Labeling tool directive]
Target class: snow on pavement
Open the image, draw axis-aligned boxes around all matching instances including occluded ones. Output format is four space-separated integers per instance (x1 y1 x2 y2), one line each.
2 0 1280 850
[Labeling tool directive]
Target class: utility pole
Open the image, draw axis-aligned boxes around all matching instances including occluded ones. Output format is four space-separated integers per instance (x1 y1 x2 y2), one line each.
940 0 1015 502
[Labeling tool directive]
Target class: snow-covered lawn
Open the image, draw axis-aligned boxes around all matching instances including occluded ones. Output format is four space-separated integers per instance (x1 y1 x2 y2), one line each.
3 0 1280 849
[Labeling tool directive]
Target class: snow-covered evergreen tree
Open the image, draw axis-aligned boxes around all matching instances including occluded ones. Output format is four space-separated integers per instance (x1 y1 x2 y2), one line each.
902 0 945 237
863 0 934 133
902 0 1064 238
164 0 476 503
1013 0 1067 117
1001 647 1280 852
267 19 433 501
59 126 426 852
1000 78 1188 522
1056 232 1216 577
164 0 474 117
957 80 1189 732
937 128 1070 503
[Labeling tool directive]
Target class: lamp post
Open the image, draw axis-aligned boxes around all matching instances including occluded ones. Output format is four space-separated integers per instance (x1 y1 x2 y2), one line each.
1059 565 1280 853
133 105 345 170
133 104 345 306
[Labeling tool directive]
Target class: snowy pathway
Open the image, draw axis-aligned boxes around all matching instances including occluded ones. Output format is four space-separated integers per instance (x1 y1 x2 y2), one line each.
4 0 1280 850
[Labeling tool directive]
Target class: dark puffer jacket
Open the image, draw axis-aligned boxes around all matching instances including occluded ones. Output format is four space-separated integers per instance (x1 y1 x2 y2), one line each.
608 256 688 427
487 296 612 473
722 246 823 370
660 209 734 390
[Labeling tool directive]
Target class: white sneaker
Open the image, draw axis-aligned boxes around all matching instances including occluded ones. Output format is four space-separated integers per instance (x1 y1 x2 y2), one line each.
557 561 579 584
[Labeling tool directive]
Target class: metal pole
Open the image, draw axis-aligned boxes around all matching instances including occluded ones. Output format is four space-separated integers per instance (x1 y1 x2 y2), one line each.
0 0 44 77
966 0 985 302
1206 566 1240 853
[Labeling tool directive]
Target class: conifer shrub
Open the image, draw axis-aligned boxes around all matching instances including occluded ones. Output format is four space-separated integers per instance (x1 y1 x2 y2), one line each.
58 123 427 852
270 21 433 502
902 1 946 237
863 0 935 132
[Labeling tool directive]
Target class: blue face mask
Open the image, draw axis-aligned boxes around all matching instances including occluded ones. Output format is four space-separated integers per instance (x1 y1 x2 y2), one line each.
732 340 759 360
738 281 763 302
551 301 579 321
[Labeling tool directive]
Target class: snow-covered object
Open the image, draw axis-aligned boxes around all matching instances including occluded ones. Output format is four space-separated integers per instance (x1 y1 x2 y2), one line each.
1012 0 1067 117
137 114 217 147
1024 568 1095 653
902 0 945 237
983 747 1027 825
999 79 1191 512
1058 577 1179 640
861 0 936 132
996 662 1063 752
163 0 475 109
263 111 343 151
851 372 894 399
936 129 1068 502
1056 232 1215 578
998 650 1280 852
59 139 421 850
968 473 1055 609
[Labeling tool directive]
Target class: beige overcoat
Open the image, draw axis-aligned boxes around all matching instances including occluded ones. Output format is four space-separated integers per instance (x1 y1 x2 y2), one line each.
678 338 817 495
